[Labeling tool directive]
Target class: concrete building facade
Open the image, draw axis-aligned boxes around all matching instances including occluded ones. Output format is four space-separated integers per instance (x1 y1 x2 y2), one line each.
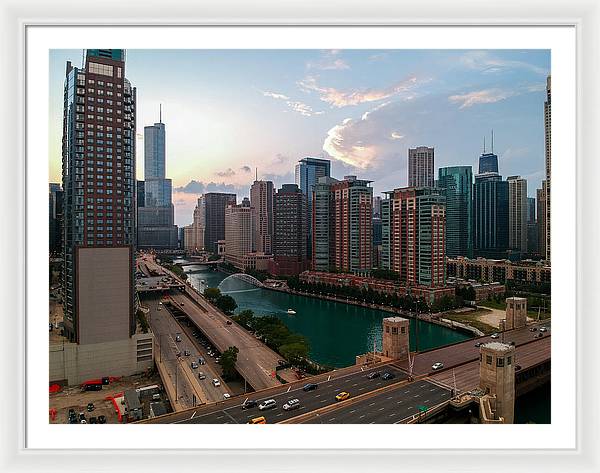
408 146 435 187
505 296 527 330
250 180 274 254
446 256 551 287
507 175 528 255
382 317 410 361
224 204 253 269
479 342 515 423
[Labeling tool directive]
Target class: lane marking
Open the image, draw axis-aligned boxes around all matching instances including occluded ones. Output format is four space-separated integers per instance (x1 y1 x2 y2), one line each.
378 407 385 411
369 402 376 407
359 415 366 419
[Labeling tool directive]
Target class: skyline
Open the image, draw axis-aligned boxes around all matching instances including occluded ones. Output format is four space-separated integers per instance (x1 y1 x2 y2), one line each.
49 49 550 226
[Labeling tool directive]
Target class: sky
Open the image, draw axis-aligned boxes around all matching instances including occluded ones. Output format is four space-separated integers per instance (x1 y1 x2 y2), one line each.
49 49 550 227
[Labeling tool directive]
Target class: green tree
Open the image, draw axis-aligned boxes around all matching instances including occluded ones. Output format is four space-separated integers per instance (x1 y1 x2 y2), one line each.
234 309 255 328
203 287 222 301
215 294 237 314
220 346 239 380
279 341 309 365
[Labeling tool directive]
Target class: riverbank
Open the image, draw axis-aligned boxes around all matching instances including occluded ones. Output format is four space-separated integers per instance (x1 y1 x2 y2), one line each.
264 284 480 338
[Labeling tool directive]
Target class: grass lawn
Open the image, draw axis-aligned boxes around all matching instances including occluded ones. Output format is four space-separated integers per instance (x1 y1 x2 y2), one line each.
479 300 551 320
444 309 497 335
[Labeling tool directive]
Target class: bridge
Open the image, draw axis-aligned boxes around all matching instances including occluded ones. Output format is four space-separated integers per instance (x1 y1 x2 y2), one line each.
218 273 264 290
177 259 223 267
139 320 550 425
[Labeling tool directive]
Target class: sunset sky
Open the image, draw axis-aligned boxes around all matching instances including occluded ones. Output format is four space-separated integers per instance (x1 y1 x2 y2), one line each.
49 49 550 226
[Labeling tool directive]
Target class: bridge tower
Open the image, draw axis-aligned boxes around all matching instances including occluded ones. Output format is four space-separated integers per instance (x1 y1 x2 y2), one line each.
479 342 515 423
505 297 527 330
382 317 410 361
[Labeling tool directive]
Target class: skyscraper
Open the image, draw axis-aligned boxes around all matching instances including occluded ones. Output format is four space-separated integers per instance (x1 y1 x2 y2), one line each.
204 192 237 253
295 157 331 258
62 49 136 343
438 166 473 258
507 176 528 255
312 176 373 273
136 108 178 249
543 75 551 261
224 203 252 269
478 152 499 174
250 180 274 254
537 184 547 258
49 183 64 256
381 187 446 288
473 173 509 259
270 184 307 276
408 146 435 187
184 197 205 253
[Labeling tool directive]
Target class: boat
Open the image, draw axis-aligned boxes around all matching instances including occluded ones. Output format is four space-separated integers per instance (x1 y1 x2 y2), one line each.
287 309 297 315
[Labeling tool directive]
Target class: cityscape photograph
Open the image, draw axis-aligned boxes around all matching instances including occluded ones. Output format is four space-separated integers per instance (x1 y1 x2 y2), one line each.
48 48 551 425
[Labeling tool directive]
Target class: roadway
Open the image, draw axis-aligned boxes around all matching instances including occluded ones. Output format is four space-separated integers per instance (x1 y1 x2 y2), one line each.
144 293 231 404
141 364 406 424
141 254 287 390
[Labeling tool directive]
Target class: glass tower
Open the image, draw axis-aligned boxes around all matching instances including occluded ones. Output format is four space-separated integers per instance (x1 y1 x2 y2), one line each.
438 166 473 258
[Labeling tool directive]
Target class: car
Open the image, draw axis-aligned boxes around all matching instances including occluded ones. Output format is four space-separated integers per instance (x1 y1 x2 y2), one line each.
302 383 318 392
97 415 106 424
277 360 287 366
490 333 499 339
191 361 199 369
68 416 78 424
241 399 258 410
175 335 182 342
431 362 444 371
226 320 232 325
335 392 350 402
283 399 300 411
89 417 97 424
537 333 544 338
184 350 191 357
87 402 94 412
198 372 206 380
529 327 538 332
212 379 221 387
474 342 483 347
79 412 86 421
68 408 75 417
223 393 231 400
367 371 381 380
80 419 87 424
198 357 206 365
215 357 221 363
381 372 395 380
540 327 548 333
248 416 266 424
258 399 277 411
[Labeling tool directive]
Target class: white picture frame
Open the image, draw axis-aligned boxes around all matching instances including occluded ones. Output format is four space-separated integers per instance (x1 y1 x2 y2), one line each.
1 0 599 471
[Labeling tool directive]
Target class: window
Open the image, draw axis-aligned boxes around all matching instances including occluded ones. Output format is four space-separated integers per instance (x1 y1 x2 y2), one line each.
392 327 398 334
507 356 512 365
497 357 504 367
385 326 389 333
88 62 113 77
486 355 492 365
401 327 406 334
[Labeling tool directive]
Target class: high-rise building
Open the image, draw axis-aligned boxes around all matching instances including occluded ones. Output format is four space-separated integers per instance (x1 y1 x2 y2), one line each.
250 180 274 254
312 176 373 273
373 196 382 218
544 75 551 262
507 176 528 255
527 197 536 224
136 109 178 249
184 197 205 253
295 157 331 258
537 184 547 258
270 184 307 275
61 49 136 343
526 196 538 256
204 192 236 254
224 204 252 269
478 152 499 174
49 183 64 256
473 173 509 259
438 166 473 258
136 180 145 209
381 187 446 287
408 146 435 187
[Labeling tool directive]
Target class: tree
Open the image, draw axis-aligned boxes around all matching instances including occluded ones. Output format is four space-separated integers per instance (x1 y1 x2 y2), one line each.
234 309 255 328
279 342 309 365
203 287 221 301
220 346 239 380
215 294 237 314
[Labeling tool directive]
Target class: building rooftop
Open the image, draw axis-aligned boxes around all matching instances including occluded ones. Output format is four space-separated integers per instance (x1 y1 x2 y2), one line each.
482 342 514 352
383 316 408 323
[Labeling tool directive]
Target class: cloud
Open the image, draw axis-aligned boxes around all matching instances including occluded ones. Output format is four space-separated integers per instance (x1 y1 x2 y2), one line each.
307 50 350 71
460 51 548 75
240 165 252 173
215 168 236 178
322 101 412 169
298 75 422 108
448 89 516 109
174 180 205 194
261 89 324 117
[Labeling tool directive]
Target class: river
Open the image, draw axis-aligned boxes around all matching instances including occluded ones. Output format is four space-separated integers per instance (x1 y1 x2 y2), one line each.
178 262 470 368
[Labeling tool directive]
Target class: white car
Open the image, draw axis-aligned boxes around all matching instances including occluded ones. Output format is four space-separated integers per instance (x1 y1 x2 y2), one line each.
212 379 221 387
539 327 548 333
490 333 499 339
282 399 300 411
223 393 231 400
431 362 444 371
258 399 277 411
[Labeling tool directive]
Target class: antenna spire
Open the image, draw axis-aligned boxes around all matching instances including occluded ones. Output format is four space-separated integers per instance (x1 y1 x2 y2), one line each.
159 104 162 123
491 129 494 153
483 136 486 153
255 168 258 181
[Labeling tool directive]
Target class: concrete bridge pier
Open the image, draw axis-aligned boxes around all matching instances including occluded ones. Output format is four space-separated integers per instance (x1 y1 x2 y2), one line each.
478 342 516 424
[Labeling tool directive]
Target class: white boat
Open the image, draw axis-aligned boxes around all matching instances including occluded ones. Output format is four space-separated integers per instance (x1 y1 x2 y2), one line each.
287 309 297 315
